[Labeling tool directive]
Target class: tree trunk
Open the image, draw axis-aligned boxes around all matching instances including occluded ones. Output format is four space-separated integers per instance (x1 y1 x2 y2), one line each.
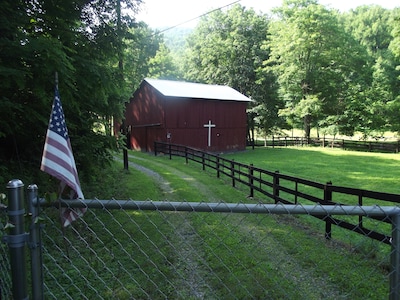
304 114 311 144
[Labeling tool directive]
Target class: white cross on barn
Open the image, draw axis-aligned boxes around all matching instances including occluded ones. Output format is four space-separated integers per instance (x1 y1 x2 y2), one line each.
203 120 216 147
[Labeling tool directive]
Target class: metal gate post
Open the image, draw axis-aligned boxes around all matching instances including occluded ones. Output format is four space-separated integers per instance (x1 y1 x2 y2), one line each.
28 184 44 300
390 213 400 300
5 179 28 300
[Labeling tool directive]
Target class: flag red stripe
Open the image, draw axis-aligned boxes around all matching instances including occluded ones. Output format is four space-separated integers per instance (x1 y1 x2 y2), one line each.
41 130 83 198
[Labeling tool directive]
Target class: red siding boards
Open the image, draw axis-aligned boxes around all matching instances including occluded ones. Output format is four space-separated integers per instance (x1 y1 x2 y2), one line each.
125 79 252 153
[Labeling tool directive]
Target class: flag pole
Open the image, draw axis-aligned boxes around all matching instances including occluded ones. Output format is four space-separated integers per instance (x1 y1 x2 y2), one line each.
55 72 58 89
54 72 72 256
54 71 69 255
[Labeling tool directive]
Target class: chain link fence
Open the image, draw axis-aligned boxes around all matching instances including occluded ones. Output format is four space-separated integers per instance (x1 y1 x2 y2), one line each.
9 198 399 299
0 202 12 299
2 180 400 299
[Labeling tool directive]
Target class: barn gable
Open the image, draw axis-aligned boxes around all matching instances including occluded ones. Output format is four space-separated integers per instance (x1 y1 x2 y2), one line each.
125 78 252 152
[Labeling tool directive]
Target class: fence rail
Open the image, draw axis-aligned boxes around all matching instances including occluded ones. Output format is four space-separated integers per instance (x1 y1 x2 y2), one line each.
41 198 400 216
154 141 400 245
256 136 400 153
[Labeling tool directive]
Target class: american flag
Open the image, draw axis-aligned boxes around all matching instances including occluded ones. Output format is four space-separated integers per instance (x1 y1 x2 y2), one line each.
41 86 86 227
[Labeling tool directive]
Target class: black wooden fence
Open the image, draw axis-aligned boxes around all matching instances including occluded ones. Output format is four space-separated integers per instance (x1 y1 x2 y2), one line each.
154 141 400 245
257 136 400 153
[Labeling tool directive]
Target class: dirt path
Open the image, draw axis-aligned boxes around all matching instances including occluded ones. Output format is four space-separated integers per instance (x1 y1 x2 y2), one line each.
125 154 214 298
125 154 218 200
122 156 175 195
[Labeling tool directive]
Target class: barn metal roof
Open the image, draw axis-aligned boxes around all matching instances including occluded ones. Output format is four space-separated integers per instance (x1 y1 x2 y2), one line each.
144 78 252 102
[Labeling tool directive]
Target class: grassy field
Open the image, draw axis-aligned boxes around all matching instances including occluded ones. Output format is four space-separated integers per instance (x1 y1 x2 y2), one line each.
38 146 399 299
224 146 400 194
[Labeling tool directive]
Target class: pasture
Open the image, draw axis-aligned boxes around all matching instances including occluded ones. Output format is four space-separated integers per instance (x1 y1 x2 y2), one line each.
224 146 400 195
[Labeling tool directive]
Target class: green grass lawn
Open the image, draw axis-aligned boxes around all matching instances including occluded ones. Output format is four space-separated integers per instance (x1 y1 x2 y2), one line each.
38 146 399 299
224 146 400 195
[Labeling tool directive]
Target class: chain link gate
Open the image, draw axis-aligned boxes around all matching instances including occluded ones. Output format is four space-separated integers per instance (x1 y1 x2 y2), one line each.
2 179 400 299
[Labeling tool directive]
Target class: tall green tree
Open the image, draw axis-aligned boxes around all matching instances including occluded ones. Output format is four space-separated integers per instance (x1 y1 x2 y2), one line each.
265 0 370 139
388 8 400 133
147 43 179 79
124 23 166 90
183 4 278 139
390 8 400 60
343 5 399 137
185 4 268 93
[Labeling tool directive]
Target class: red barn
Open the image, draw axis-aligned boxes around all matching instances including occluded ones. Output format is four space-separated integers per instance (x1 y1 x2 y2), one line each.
125 78 252 152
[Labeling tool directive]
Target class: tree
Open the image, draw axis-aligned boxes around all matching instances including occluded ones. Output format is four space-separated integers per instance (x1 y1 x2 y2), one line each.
390 8 400 60
124 23 166 90
344 5 393 55
265 0 370 139
183 4 278 140
147 43 180 79
388 8 400 133
343 5 399 137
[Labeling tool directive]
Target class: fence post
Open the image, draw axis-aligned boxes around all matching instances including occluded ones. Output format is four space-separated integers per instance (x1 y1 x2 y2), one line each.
358 193 363 229
216 155 220 178
273 171 280 204
324 181 333 240
123 148 128 170
185 147 188 164
231 160 235 188
28 184 44 300
4 179 28 300
249 164 254 198
390 213 400 300
202 153 205 171
168 143 172 160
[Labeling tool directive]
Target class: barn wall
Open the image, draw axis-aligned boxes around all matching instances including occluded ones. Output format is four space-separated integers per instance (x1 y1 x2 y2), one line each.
164 98 248 152
125 82 164 127
126 82 166 151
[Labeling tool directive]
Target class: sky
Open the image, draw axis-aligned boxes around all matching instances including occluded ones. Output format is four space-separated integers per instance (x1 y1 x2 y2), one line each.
136 0 399 29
